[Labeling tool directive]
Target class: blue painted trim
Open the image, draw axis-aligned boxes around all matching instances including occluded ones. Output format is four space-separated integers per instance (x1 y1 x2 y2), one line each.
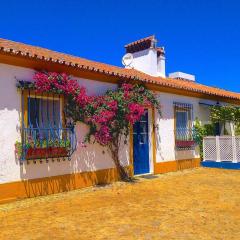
133 110 150 175
201 161 240 170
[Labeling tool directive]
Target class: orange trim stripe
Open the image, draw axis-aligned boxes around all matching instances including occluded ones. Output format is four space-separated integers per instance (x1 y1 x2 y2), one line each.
0 159 200 204
154 158 201 174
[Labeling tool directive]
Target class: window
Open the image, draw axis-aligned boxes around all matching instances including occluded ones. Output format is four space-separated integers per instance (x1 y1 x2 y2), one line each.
176 110 189 130
28 97 61 128
18 91 76 161
28 97 61 139
174 102 195 150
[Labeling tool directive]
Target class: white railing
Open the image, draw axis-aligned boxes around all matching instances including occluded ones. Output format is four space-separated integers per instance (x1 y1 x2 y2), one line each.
203 136 240 163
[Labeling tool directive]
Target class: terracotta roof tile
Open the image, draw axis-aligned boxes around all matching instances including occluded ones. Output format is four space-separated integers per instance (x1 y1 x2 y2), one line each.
125 69 240 100
124 35 156 53
124 35 155 48
0 37 240 101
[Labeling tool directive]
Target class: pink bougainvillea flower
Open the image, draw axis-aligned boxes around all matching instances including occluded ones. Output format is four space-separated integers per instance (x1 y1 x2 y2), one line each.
33 71 80 96
121 83 133 91
94 125 112 145
106 100 118 111
31 72 159 150
76 87 90 107
92 110 116 124
125 103 145 124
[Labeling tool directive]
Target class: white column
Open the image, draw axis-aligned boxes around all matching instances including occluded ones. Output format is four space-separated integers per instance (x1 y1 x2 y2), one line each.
216 136 221 162
203 137 206 161
232 136 237 163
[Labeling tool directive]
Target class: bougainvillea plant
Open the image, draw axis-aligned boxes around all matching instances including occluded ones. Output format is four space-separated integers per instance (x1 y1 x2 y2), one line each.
17 71 161 180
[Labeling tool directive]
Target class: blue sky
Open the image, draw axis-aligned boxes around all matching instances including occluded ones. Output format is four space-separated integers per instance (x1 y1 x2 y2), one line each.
0 0 240 92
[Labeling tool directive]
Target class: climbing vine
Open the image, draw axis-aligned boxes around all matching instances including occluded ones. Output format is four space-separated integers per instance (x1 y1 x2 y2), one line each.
18 71 161 180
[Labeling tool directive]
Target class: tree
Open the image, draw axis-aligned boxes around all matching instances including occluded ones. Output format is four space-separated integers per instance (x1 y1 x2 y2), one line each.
210 105 236 135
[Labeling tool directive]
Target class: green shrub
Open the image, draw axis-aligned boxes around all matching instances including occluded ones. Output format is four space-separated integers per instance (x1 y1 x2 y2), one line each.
193 119 215 159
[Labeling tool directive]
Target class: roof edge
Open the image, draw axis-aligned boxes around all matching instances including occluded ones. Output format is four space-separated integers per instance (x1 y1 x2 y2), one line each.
0 37 240 103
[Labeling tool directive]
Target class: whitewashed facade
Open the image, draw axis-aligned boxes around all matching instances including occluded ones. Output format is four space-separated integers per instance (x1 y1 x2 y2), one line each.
0 61 220 183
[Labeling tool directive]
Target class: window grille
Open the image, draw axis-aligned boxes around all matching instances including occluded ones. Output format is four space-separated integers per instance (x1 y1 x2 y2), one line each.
173 102 193 110
174 102 195 150
20 90 76 161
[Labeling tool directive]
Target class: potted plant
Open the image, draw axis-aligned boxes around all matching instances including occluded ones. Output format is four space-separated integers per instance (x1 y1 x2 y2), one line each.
175 139 195 148
15 139 71 160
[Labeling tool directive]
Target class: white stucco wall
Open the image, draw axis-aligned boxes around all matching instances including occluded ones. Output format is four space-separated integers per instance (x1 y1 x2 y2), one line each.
154 92 220 162
0 63 129 183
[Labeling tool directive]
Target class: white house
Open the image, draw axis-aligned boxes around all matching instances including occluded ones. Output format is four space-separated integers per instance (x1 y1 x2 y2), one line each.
0 35 239 203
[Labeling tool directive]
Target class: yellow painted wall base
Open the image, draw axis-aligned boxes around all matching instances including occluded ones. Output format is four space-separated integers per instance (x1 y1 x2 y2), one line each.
0 158 200 204
0 167 126 204
154 158 201 174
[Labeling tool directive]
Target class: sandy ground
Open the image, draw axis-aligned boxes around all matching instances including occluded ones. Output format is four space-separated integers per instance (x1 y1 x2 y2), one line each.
0 167 240 240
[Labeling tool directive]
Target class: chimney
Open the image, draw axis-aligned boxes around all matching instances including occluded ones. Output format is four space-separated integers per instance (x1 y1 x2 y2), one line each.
157 47 166 78
124 35 166 77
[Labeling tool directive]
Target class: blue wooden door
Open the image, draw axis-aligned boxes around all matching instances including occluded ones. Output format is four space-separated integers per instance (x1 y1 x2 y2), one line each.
133 110 150 175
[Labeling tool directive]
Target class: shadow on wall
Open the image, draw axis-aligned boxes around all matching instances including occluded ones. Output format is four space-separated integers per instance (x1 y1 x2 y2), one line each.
175 147 200 161
155 126 164 161
0 167 123 202
0 87 20 111
0 65 35 185
155 109 171 162
0 64 34 111
18 122 129 198
20 167 121 199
